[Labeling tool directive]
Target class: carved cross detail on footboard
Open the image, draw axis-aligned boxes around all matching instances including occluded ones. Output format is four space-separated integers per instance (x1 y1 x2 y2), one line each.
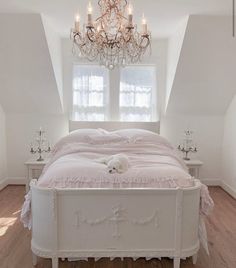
74 204 159 239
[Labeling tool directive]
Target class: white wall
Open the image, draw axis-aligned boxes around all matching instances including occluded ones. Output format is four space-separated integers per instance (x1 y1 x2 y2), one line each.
0 14 69 184
162 15 236 186
0 14 63 114
6 113 69 181
0 105 7 188
161 114 224 183
167 16 236 115
222 95 236 198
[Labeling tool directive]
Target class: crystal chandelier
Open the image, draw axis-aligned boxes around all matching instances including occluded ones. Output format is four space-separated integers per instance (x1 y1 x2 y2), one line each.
71 0 151 69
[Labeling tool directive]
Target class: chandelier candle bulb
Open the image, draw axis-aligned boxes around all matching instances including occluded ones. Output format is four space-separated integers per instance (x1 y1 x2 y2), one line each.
88 14 92 25
87 2 93 25
142 14 148 34
88 1 92 14
128 4 133 25
75 15 80 32
128 14 133 25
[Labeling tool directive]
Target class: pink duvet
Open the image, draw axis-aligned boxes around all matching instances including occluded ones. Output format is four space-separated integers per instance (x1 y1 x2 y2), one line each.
38 128 193 189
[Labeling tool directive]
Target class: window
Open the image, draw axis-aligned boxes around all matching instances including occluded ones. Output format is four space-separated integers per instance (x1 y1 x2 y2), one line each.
72 65 157 122
120 66 156 122
72 65 109 121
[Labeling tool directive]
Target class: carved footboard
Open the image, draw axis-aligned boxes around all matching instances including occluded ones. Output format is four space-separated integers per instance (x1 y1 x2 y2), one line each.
30 180 201 268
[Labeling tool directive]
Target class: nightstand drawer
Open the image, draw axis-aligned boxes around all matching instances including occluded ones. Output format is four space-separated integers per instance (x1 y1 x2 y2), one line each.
184 160 203 179
25 159 49 192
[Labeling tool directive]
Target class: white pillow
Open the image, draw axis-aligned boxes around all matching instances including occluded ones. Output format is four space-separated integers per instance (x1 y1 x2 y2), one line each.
86 133 128 144
112 129 173 148
52 129 105 151
52 128 173 152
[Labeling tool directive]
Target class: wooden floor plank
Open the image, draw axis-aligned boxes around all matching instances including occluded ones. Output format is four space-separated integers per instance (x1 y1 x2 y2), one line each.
0 186 235 268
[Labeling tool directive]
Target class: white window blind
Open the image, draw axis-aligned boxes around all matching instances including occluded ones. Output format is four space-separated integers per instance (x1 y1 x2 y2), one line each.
72 65 109 121
119 66 156 122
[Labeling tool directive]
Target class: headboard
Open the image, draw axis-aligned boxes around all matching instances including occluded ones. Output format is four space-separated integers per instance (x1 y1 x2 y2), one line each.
69 121 160 133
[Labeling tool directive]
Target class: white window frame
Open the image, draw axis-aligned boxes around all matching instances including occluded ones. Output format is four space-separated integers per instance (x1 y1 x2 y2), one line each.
119 65 157 122
71 64 157 122
72 64 109 121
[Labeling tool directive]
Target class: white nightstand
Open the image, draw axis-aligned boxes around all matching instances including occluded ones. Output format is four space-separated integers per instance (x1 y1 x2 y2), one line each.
184 159 203 179
25 158 49 192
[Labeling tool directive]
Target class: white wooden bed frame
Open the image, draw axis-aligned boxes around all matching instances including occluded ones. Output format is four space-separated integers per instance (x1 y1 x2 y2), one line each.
31 122 200 268
31 181 200 268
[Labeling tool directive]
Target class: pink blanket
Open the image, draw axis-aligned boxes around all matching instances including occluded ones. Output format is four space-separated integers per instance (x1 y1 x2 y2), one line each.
38 142 193 189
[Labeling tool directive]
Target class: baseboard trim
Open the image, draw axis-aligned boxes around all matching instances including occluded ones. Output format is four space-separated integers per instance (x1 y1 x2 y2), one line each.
201 179 236 199
7 177 26 185
221 182 236 199
0 179 8 191
201 179 221 186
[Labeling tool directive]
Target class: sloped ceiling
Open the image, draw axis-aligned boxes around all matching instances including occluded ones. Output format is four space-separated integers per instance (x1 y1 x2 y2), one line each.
0 14 63 114
167 15 236 115
41 14 63 108
165 16 188 112
0 0 231 38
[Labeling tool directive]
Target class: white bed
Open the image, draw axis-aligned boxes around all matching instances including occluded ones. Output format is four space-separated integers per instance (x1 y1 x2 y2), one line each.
22 125 213 268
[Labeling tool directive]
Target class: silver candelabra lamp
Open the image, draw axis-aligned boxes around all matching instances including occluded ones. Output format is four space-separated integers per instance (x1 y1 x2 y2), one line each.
178 130 197 161
30 127 51 161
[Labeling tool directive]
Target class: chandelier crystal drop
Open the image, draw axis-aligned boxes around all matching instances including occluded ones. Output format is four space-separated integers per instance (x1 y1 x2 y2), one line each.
71 0 151 69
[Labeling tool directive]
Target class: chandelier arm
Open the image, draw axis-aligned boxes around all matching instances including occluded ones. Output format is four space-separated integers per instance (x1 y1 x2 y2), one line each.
139 36 151 49
118 13 129 21
86 28 97 43
98 0 102 8
114 29 124 47
96 14 106 22
123 28 132 43
74 34 85 47
74 32 84 43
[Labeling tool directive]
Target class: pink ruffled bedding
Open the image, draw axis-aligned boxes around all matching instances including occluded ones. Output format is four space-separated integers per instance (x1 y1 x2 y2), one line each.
38 130 193 189
21 128 214 253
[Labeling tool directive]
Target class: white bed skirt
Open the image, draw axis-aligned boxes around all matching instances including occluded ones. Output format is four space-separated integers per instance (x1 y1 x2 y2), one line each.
30 179 201 268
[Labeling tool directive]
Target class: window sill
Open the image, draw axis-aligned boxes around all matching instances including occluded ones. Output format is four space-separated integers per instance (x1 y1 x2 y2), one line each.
69 120 160 133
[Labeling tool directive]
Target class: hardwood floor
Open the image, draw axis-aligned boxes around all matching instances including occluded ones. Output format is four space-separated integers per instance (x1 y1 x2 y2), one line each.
0 186 235 268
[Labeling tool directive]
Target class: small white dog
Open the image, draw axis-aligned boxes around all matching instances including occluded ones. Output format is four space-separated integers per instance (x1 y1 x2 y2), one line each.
97 154 129 174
